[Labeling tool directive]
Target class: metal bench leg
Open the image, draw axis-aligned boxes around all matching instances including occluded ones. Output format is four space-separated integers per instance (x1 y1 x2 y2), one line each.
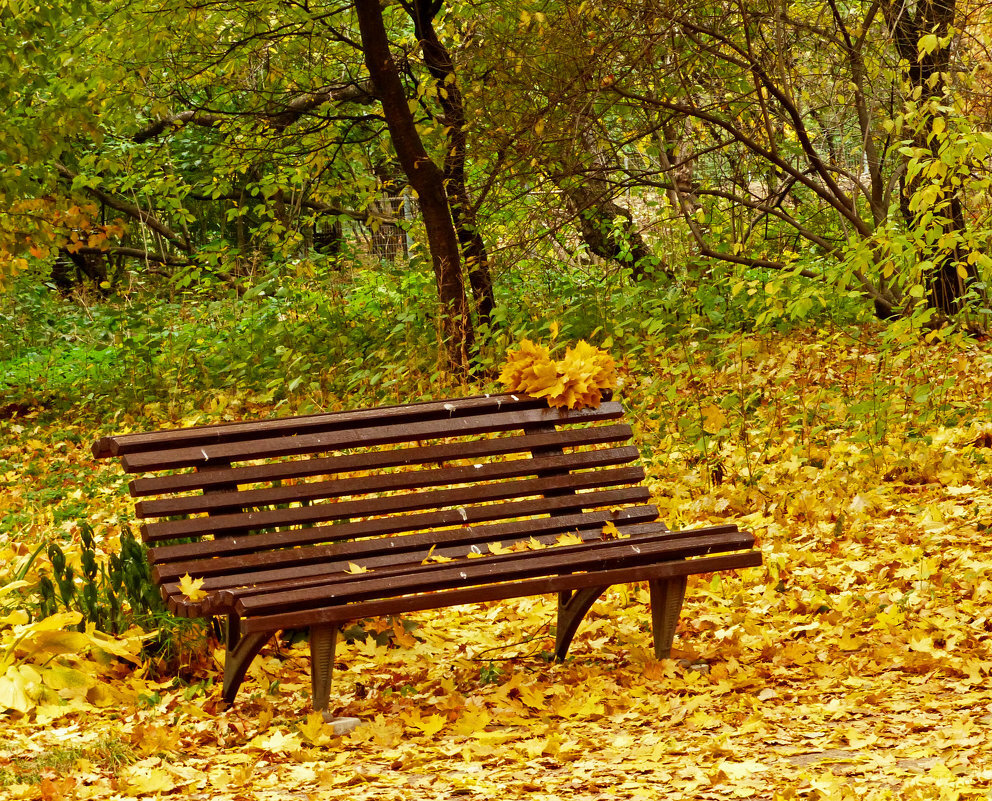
649 575 687 659
222 626 272 705
555 586 607 661
310 624 339 713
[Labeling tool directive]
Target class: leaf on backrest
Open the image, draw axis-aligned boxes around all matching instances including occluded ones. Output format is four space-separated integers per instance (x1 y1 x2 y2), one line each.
499 338 616 410
178 574 207 602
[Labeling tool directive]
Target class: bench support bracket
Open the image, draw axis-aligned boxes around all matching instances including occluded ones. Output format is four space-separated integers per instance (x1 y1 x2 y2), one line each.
554 586 607 661
222 627 272 705
310 624 340 713
649 574 687 659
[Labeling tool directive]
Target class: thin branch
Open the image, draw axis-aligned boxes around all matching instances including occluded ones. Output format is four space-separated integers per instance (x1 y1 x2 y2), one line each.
132 81 377 143
55 162 191 252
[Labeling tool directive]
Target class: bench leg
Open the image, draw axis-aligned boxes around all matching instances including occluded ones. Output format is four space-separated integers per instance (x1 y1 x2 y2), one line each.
222 629 272 705
226 613 241 650
555 586 607 661
310 625 339 713
649 575 687 659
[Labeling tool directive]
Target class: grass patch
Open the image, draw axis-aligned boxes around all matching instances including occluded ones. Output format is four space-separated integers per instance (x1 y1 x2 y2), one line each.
0 736 136 786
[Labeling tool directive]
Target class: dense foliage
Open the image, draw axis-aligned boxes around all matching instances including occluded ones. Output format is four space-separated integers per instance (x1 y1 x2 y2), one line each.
2 0 992 372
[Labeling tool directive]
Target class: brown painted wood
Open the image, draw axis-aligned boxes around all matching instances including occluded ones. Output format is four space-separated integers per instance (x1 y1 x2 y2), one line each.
119 403 624 473
167 527 754 619
239 551 764 633
229 527 756 615
147 486 652 563
140 465 647 542
168 524 748 616
93 393 565 458
166 523 660 617
127 424 633 497
134 446 640 519
152 506 663 583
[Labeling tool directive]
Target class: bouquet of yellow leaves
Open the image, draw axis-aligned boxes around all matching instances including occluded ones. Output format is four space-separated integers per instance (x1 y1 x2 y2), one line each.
499 338 616 410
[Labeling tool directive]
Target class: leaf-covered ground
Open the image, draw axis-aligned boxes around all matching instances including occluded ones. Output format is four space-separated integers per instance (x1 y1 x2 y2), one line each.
2 330 992 800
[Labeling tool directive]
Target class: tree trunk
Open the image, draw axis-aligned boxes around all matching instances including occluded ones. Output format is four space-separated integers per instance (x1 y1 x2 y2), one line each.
884 0 977 316
548 122 661 280
407 0 495 329
355 0 472 372
558 181 657 279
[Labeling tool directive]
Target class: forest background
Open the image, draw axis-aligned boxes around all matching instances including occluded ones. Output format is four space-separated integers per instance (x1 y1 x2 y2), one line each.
3 0 992 798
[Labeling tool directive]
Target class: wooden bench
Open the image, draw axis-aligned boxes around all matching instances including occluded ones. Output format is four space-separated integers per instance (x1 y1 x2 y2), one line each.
92 392 761 715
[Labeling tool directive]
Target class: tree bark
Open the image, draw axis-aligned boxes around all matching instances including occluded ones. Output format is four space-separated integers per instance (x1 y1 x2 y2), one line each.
559 181 657 279
405 0 495 328
883 0 977 316
355 0 472 371
547 119 661 280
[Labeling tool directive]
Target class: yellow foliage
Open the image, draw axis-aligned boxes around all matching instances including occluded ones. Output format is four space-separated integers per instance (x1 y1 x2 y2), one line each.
7 331 992 798
499 338 616 410
178 574 207 602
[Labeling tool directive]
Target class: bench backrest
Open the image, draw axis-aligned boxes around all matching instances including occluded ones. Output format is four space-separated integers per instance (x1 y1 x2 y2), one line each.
93 393 661 612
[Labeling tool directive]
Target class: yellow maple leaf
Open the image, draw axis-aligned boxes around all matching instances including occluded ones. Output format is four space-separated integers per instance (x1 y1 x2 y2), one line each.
120 766 175 795
178 574 207 602
251 728 302 753
555 532 585 546
601 520 621 540
299 710 328 743
701 403 728 433
423 544 454 564
345 562 370 574
499 338 615 410
392 618 417 648
452 705 493 736
402 711 447 738
521 358 565 399
488 541 512 555
498 338 555 393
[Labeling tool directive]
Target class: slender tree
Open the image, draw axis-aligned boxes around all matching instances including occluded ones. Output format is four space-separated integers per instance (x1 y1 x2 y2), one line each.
355 0 473 370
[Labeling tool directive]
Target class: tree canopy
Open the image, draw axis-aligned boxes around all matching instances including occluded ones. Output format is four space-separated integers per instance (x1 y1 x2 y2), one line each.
3 0 992 362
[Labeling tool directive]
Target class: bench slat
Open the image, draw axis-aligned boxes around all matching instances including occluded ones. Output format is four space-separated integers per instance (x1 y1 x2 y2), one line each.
93 393 556 458
120 403 624 472
229 527 756 616
127 424 634 497
147 486 652 562
167 521 680 616
169 525 748 617
140 465 647 542
153 506 664 584
238 550 764 632
134 446 640 518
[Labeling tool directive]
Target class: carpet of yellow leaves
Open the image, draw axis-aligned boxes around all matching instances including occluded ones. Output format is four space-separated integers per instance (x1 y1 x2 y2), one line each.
1 330 991 800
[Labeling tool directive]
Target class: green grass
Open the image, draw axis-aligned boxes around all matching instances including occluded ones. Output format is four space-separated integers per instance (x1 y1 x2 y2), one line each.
0 737 136 786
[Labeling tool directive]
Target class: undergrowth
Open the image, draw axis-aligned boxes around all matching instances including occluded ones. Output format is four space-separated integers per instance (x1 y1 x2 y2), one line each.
0 256 870 421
